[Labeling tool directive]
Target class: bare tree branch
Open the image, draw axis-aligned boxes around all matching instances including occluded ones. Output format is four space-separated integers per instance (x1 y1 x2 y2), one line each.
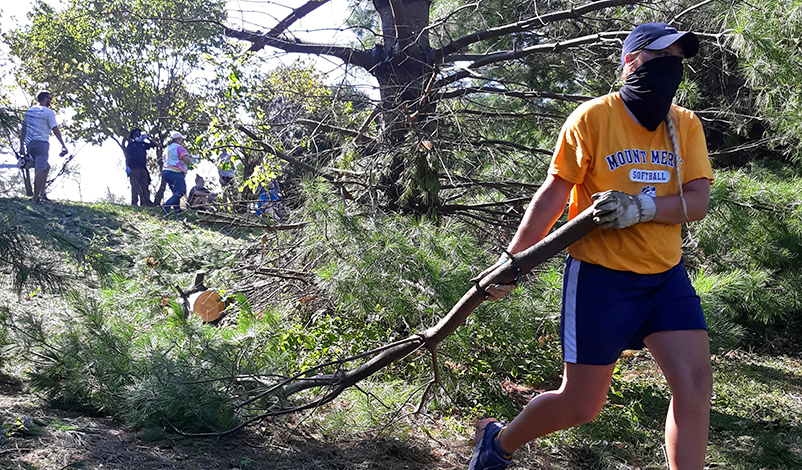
439 178 540 192
432 0 640 61
471 139 554 156
267 0 330 37
171 205 599 437
389 0 413 49
437 31 630 88
235 124 338 182
296 118 362 138
223 28 375 68
437 85 593 103
671 0 717 23
224 0 639 80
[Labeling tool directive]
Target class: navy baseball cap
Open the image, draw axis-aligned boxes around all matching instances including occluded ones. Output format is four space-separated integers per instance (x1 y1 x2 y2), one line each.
621 23 699 66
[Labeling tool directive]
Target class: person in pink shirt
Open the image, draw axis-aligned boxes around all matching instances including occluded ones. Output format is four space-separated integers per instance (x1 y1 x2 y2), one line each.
161 131 192 213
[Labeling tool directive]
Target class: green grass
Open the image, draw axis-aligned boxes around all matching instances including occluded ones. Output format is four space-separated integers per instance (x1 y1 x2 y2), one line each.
1 163 802 469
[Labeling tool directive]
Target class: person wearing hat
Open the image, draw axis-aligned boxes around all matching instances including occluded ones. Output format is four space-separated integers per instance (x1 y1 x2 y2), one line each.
469 23 713 470
162 131 192 213
124 128 155 206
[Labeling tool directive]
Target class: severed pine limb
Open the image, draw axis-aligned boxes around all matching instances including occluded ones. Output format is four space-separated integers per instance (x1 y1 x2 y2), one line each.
172 206 599 437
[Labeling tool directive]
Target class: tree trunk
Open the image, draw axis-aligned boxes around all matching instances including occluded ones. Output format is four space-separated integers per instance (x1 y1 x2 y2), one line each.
371 0 439 214
237 151 258 213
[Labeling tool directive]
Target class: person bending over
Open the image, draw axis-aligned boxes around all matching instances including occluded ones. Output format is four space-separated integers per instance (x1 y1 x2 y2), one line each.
187 174 216 211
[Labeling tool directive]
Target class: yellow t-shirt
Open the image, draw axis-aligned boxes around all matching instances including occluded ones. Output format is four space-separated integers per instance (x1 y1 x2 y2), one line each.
550 93 714 274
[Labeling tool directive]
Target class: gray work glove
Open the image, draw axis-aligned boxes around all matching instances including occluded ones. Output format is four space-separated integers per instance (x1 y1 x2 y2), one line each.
591 190 656 229
470 253 518 301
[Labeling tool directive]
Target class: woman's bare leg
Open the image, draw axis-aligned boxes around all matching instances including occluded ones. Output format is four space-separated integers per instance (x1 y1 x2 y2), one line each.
644 329 712 470
498 362 616 452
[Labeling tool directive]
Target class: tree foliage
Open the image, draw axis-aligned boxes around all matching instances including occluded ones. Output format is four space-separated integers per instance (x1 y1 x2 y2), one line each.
725 0 802 160
221 0 759 220
4 0 227 173
201 58 370 202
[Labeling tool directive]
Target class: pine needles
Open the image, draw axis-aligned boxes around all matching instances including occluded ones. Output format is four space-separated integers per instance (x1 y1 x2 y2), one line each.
0 215 71 296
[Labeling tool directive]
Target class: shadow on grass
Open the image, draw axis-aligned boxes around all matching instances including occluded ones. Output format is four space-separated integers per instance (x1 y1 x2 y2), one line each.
560 355 802 469
723 360 802 390
710 357 802 469
0 393 442 470
0 196 258 247
710 408 802 469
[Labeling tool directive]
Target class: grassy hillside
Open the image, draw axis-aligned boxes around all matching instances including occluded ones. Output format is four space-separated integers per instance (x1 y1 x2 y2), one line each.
1 170 801 470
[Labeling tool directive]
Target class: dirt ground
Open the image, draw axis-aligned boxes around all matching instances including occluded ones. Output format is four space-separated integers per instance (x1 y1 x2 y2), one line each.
0 377 474 470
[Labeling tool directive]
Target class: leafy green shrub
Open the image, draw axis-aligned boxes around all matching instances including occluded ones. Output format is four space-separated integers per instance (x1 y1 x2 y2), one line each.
693 269 748 353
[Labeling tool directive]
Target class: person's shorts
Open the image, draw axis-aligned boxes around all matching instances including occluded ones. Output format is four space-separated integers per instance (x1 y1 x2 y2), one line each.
27 140 50 172
219 175 234 187
560 256 707 366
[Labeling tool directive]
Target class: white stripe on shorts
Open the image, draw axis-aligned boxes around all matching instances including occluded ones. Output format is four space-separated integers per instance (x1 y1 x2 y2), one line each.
563 258 581 363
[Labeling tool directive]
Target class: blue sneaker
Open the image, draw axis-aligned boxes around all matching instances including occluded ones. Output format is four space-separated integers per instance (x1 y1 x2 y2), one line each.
469 419 512 470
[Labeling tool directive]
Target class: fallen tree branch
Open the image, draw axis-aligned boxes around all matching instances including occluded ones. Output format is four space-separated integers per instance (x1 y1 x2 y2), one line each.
471 139 554 155
198 211 308 231
422 206 597 344
174 204 599 437
254 267 313 283
439 197 531 212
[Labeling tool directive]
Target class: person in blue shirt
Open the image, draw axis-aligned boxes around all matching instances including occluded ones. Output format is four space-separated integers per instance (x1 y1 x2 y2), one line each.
256 180 282 218
124 128 155 206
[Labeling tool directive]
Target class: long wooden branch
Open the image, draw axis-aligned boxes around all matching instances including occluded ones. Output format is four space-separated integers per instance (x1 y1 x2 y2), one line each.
269 206 598 406
471 139 554 155
439 197 532 211
235 125 337 182
437 31 629 88
296 118 362 138
173 205 599 437
224 0 639 75
452 108 565 121
223 28 375 68
423 206 597 344
439 179 539 192
389 0 412 49
199 211 308 231
267 0 329 37
432 0 640 61
437 85 593 104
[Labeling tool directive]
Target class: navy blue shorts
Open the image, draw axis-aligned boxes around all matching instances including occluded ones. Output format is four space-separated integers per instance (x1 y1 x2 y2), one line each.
560 256 707 366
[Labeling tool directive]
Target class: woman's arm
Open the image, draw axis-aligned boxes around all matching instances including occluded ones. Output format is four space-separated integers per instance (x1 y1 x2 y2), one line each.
179 146 192 164
507 174 575 254
652 177 711 224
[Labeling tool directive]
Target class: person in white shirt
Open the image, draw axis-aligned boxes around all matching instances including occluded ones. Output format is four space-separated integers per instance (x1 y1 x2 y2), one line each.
19 91 68 204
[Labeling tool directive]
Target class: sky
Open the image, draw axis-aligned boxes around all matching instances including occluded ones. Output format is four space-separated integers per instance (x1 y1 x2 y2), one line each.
0 0 359 203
